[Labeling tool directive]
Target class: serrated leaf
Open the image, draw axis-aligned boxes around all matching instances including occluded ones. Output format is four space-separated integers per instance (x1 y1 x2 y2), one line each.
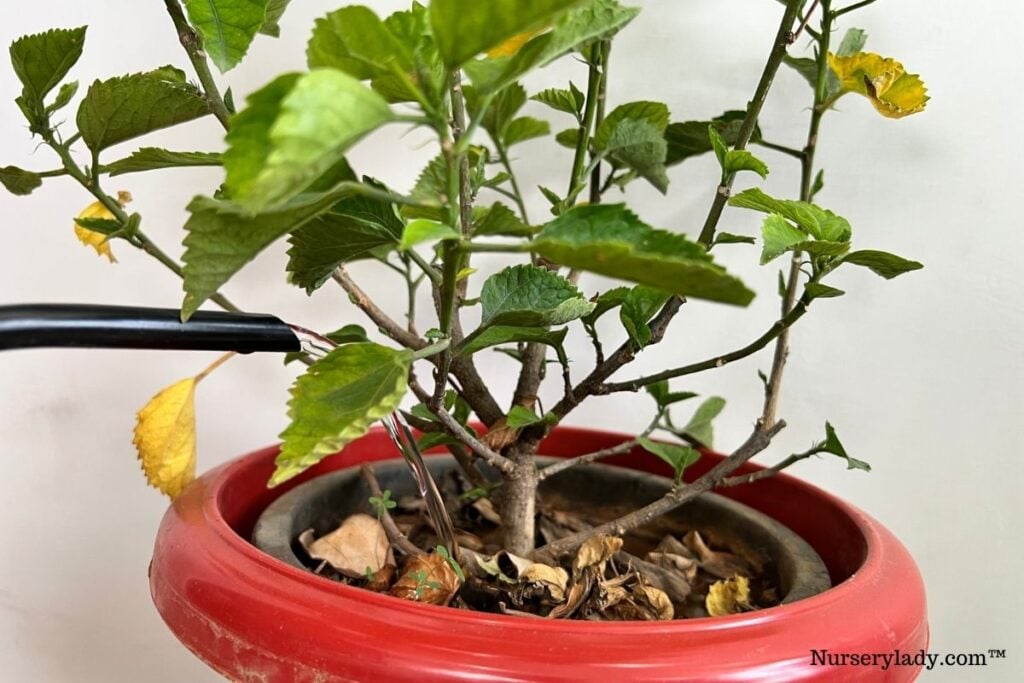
400 219 461 250
724 150 768 179
638 437 700 484
503 116 550 147
287 218 397 293
665 110 761 167
182 188 359 318
828 52 929 119
581 286 630 326
681 396 725 448
326 324 369 345
821 422 870 471
260 0 292 37
506 405 546 429
619 285 670 348
760 215 807 264
224 69 393 211
480 264 595 327
475 203 533 237
456 325 568 357
646 381 698 407
0 166 42 196
274 343 412 485
531 204 754 305
46 80 79 114
430 0 581 68
104 148 222 176
596 101 670 191
9 26 86 109
76 66 210 153
462 0 639 94
805 282 845 300
842 250 923 279
531 87 581 118
133 377 197 499
307 5 414 80
730 188 851 242
182 0 270 72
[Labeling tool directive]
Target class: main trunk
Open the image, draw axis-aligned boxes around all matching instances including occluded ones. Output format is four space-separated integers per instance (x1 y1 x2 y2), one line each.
499 448 538 556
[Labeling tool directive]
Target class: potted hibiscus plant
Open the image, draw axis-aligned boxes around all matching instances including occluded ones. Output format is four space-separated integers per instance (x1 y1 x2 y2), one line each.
2 0 931 679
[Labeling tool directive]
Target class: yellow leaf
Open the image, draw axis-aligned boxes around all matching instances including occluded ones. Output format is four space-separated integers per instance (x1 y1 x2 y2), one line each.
133 352 233 499
705 575 751 617
827 52 929 119
73 191 132 262
486 30 540 58
133 377 197 499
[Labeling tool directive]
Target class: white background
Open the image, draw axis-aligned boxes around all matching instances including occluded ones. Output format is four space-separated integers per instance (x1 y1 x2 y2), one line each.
1 1 1021 680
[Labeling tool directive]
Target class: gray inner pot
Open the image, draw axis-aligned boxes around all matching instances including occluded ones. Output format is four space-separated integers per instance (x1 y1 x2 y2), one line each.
253 456 831 605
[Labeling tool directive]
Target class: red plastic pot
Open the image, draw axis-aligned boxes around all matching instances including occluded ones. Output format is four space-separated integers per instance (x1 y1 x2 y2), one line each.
150 426 928 681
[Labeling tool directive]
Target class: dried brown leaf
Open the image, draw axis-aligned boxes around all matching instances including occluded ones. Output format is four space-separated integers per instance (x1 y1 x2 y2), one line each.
646 551 698 583
364 564 397 592
298 514 394 579
520 563 569 602
684 530 751 579
480 417 520 451
574 534 623 572
391 553 462 606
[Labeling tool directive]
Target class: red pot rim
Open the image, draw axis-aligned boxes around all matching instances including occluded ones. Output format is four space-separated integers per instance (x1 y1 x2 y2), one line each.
151 425 929 681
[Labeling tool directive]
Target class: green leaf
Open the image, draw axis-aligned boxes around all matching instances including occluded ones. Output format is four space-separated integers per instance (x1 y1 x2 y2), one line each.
466 82 527 141
274 343 412 485
821 422 870 471
619 286 670 348
104 148 222 176
782 55 819 89
73 216 122 236
837 28 868 57
182 188 357 318
260 0 292 37
760 214 807 264
76 67 210 153
399 219 461 250
810 169 825 199
729 188 851 242
46 81 79 115
581 286 630 326
182 0 270 73
531 204 754 305
463 0 639 94
0 166 42 196
287 217 398 293
665 111 761 167
681 396 725 448
709 125 769 179
307 6 414 80
455 325 567 357
503 116 551 146
842 250 923 279
646 381 697 407
595 101 670 192
555 128 580 149
429 0 581 68
805 283 845 300
223 69 393 211
9 27 87 109
474 203 532 237
539 185 563 208
480 264 595 327
326 324 369 345
713 232 756 246
506 406 546 429
638 437 701 484
531 87 582 118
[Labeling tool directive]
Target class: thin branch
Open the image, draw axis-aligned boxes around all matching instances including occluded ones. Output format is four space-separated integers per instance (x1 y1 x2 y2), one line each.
408 375 515 475
333 268 426 350
598 295 810 394
162 0 231 129
791 0 822 43
538 409 661 481
755 139 806 160
533 421 786 562
360 464 426 557
697 0 804 246
833 0 877 19
720 444 820 487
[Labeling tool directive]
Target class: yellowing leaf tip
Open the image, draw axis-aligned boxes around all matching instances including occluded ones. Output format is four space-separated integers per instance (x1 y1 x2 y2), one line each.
828 52 929 119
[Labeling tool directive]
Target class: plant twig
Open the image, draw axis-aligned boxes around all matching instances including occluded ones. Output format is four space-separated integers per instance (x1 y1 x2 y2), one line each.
538 409 660 481
360 464 425 557
333 267 426 350
833 0 877 19
532 421 786 562
719 444 820 487
162 0 232 129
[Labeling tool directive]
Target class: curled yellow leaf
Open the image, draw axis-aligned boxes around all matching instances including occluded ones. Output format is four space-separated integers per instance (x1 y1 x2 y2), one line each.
134 377 197 499
73 191 131 262
705 575 752 617
133 353 233 499
827 52 929 119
